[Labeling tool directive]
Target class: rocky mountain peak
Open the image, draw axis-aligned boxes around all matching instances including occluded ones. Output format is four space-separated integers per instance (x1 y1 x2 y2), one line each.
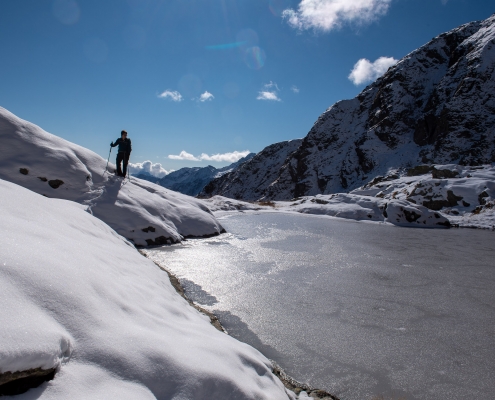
205 14 495 201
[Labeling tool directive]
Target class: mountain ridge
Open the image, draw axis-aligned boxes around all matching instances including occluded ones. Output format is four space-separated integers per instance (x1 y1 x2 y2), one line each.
203 14 495 201
135 153 255 196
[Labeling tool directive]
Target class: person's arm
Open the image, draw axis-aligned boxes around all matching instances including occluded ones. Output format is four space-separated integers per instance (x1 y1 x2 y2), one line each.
128 139 132 153
110 138 120 147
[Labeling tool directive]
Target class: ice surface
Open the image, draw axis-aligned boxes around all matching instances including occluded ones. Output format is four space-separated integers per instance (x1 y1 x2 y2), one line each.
0 179 290 399
146 213 495 400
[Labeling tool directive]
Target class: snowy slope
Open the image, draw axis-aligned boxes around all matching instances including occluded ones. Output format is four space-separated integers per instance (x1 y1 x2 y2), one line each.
153 153 255 197
0 179 292 399
204 14 495 201
0 107 224 246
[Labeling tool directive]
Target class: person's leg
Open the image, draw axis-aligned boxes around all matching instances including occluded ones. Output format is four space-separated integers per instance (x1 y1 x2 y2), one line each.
116 152 124 176
123 153 130 177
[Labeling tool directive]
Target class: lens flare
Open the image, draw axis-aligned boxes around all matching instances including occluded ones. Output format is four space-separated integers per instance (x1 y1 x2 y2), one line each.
244 47 266 70
236 29 259 49
52 0 80 25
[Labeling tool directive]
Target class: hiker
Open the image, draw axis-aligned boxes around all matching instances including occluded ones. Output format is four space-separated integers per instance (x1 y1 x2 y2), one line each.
111 130 132 177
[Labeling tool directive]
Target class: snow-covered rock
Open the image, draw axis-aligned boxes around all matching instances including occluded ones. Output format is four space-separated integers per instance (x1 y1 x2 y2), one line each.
0 107 224 246
204 14 495 201
0 178 291 399
204 164 495 229
152 154 255 197
352 163 495 229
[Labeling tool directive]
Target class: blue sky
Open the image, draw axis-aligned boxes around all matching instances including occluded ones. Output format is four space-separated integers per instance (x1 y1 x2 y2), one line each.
1 0 493 176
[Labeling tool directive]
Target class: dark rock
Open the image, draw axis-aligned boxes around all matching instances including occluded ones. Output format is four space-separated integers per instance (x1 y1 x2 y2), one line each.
407 165 434 176
38 177 48 182
422 199 451 211
403 209 421 222
432 168 459 179
311 198 330 205
154 236 170 245
436 220 451 227
141 226 156 233
48 179 64 189
462 200 471 207
478 190 489 205
184 231 224 239
0 368 56 396
19 168 29 175
446 190 463 206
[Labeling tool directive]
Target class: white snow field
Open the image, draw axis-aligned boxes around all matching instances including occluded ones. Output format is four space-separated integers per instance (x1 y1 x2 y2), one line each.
0 107 223 246
0 178 292 399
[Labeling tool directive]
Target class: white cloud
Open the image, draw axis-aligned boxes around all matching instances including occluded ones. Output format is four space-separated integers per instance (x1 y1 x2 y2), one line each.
199 151 251 163
168 150 251 163
283 0 392 32
158 90 183 102
198 91 215 102
168 151 199 161
128 161 171 178
257 91 281 101
348 56 398 85
291 85 300 93
263 81 280 91
257 81 281 101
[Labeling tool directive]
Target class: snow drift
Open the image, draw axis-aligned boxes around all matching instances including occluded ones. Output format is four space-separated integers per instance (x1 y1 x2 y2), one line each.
0 178 291 399
0 107 224 246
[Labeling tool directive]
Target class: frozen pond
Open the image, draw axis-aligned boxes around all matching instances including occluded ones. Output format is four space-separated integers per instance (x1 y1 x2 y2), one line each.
145 213 495 400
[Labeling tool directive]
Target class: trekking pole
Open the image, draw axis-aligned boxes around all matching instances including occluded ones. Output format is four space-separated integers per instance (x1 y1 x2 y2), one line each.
105 146 112 174
127 153 131 182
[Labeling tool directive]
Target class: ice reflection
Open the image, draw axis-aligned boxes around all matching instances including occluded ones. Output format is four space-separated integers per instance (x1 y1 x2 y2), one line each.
145 213 495 400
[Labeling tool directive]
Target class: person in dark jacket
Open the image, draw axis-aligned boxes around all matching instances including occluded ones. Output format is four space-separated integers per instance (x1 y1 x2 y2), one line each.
111 130 132 177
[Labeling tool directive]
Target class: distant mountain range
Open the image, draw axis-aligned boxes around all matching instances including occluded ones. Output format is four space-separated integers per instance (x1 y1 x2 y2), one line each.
201 13 495 201
135 153 255 196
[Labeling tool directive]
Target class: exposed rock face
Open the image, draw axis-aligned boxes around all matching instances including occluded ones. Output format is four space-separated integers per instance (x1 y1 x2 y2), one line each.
205 14 495 201
0 368 56 396
200 140 302 201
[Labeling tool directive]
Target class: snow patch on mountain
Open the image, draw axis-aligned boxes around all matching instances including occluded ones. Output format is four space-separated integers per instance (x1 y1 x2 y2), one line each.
0 107 224 246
